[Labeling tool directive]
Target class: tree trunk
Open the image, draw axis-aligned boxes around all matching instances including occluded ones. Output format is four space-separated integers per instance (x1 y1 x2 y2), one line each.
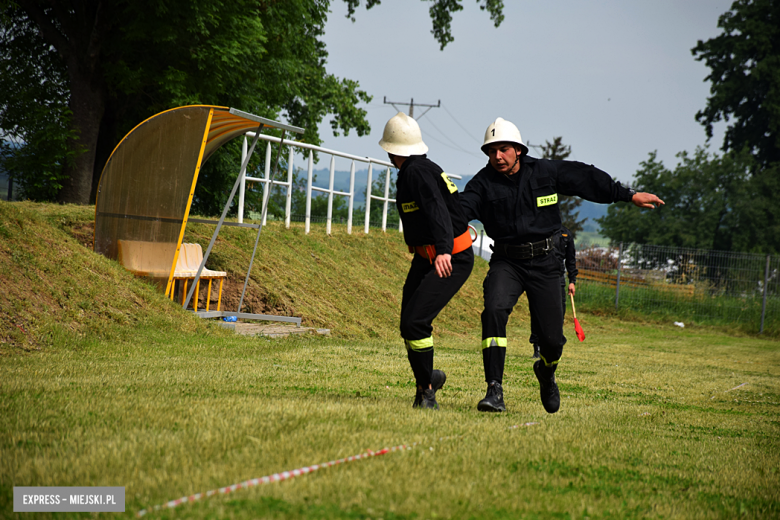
91 97 120 204
58 67 105 204
18 0 110 205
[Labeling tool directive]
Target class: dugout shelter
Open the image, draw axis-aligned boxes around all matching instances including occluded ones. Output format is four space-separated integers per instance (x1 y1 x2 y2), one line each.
94 105 304 324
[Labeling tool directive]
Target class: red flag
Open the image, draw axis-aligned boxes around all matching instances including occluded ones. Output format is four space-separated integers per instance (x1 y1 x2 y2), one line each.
570 293 585 342
574 318 585 342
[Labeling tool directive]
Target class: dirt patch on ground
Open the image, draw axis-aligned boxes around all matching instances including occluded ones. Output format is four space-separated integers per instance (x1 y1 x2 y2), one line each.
171 276 297 318
69 222 95 249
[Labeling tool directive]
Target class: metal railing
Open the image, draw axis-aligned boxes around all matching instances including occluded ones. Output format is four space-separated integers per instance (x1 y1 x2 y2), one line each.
237 133 460 234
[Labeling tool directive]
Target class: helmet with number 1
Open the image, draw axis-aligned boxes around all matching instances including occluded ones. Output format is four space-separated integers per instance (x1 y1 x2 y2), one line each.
481 117 528 156
379 112 429 157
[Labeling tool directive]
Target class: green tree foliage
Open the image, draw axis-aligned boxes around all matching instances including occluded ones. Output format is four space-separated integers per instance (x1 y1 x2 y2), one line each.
1 0 372 205
0 0 505 206
692 0 780 168
539 136 585 237
600 1 780 255
597 147 778 254
0 8 76 200
344 0 504 50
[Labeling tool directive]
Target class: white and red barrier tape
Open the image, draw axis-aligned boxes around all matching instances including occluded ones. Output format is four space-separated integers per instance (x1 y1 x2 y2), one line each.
136 444 412 517
137 425 541 516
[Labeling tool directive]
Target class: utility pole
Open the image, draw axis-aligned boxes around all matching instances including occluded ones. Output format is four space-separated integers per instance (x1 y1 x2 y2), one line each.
383 96 440 119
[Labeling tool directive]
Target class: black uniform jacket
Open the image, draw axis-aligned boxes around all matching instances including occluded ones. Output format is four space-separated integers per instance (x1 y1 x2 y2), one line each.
560 229 579 285
460 156 634 244
396 155 470 255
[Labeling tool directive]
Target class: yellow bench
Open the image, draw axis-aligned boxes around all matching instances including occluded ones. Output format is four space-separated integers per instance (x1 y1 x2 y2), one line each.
117 240 227 311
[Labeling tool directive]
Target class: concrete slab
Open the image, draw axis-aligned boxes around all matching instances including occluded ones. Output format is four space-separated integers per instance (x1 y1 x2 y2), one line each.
233 322 330 338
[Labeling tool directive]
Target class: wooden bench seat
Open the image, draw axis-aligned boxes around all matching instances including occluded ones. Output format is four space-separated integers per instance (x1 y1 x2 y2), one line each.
117 240 227 311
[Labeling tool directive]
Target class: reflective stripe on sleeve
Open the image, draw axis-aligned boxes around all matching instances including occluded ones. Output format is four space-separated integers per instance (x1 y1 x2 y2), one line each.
481 337 507 349
405 337 434 351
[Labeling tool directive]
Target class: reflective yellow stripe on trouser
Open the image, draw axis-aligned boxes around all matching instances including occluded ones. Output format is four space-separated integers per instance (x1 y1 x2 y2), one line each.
481 337 507 349
538 354 560 367
405 337 434 351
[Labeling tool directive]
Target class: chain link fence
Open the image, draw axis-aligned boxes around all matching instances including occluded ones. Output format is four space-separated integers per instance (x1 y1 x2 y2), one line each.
575 243 779 334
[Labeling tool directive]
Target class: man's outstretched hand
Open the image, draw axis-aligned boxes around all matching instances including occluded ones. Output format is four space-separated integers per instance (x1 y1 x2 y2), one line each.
632 192 665 209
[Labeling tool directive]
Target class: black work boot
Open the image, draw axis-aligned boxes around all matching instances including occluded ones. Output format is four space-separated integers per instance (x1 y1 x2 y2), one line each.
532 344 540 359
533 360 560 414
413 369 446 408
420 388 439 409
477 381 506 412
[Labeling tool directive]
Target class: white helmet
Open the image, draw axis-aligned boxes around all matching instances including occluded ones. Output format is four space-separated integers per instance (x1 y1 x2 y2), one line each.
378 112 428 157
481 117 528 156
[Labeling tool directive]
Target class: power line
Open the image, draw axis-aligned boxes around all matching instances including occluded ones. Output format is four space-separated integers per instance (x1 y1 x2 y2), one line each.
421 130 478 155
442 104 482 144
383 97 440 119
420 116 482 158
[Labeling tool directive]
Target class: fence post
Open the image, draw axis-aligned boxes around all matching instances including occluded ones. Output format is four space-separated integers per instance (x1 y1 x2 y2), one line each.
347 161 355 234
326 155 335 235
285 147 293 229
305 150 313 234
760 254 770 334
382 166 391 232
364 163 373 234
238 136 248 223
615 242 624 310
479 230 484 258
262 143 271 226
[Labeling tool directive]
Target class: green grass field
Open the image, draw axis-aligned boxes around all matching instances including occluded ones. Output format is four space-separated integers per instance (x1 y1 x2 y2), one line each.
1 201 779 519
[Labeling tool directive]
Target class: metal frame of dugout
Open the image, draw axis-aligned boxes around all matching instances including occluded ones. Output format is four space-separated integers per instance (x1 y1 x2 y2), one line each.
94 105 304 327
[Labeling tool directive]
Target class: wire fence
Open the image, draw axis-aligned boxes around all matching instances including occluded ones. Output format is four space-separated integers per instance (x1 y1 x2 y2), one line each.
575 242 779 334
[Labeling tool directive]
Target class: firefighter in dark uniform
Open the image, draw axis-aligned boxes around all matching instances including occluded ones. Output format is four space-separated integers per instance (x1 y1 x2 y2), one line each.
531 226 578 359
460 117 664 414
379 112 474 410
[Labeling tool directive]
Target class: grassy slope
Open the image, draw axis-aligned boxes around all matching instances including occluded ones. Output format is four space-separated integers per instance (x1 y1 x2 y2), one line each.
0 202 212 355
0 201 497 352
1 201 779 519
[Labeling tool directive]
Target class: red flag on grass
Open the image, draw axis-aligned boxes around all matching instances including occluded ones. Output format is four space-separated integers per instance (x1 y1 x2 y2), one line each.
570 293 586 342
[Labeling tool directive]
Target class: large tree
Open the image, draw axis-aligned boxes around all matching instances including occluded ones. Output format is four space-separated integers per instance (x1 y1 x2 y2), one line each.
692 0 780 168
596 147 778 254
597 0 780 255
538 136 585 237
0 0 505 205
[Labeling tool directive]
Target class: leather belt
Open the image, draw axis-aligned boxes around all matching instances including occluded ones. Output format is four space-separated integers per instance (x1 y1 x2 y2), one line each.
493 237 553 260
409 230 473 263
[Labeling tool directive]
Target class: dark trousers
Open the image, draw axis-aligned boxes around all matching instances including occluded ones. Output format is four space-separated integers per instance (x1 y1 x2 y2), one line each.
401 248 474 387
482 252 566 380
529 275 567 347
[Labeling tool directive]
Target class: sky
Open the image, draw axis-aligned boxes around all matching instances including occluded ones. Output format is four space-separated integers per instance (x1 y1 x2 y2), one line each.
312 0 732 185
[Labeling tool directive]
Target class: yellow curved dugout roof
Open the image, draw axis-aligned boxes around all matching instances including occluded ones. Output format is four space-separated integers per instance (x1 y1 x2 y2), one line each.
94 105 303 291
